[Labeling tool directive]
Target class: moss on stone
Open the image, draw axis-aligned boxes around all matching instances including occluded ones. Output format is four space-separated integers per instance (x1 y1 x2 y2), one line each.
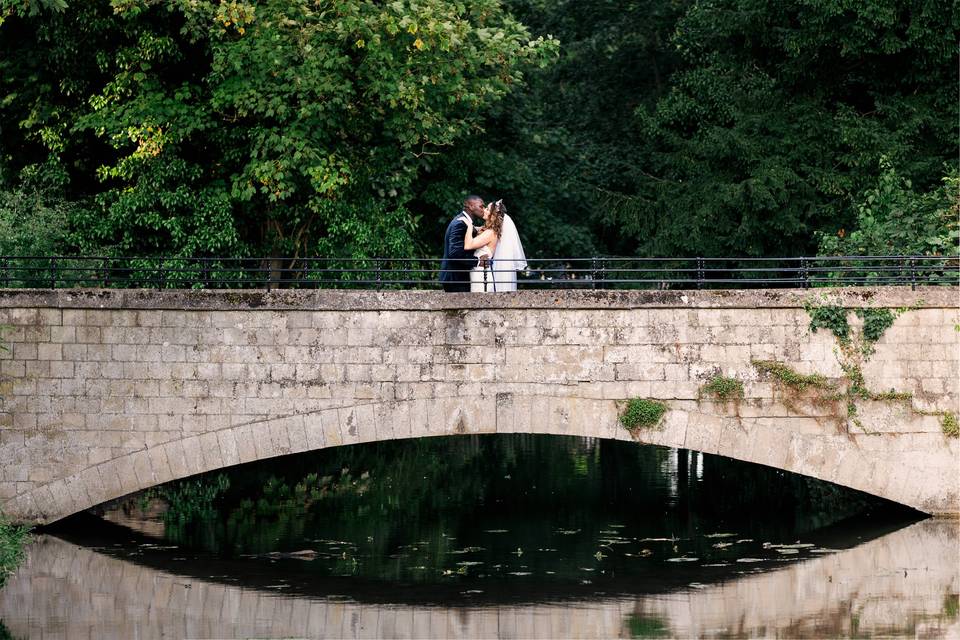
701 375 744 402
942 412 959 439
751 359 834 391
619 398 667 431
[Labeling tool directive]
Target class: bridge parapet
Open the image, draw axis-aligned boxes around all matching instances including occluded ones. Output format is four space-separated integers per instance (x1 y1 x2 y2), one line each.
0 287 956 523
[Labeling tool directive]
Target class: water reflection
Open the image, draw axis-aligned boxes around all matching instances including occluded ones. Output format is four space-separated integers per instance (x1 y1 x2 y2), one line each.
2 435 956 638
1 519 956 638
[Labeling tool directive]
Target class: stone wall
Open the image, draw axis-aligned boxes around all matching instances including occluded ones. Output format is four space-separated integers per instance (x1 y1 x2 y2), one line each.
0 287 956 523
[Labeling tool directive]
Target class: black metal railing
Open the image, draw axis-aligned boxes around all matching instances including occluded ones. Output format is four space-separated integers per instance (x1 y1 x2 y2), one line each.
0 255 956 291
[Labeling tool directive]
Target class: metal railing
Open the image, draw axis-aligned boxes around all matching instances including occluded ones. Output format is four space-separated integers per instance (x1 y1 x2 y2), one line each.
0 255 956 291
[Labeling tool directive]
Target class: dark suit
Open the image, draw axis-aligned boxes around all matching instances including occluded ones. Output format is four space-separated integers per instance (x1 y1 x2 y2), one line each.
438 212 478 292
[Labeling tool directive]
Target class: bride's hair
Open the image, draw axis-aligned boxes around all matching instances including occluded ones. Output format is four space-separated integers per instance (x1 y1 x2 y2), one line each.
486 200 506 237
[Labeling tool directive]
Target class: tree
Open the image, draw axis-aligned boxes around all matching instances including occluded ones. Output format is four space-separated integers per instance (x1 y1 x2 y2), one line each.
604 0 958 258
0 0 557 262
817 157 959 258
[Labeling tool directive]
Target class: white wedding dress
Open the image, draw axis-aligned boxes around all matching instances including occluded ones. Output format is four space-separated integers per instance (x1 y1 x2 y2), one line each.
469 213 527 292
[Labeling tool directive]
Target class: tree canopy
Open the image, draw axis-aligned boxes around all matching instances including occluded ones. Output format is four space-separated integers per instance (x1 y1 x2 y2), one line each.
1 0 956 263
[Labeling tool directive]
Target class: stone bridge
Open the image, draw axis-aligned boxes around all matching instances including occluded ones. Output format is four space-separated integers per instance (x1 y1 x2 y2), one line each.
0 287 956 524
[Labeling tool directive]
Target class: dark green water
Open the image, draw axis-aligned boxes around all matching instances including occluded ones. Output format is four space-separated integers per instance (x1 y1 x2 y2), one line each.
68 435 907 602
4 435 956 638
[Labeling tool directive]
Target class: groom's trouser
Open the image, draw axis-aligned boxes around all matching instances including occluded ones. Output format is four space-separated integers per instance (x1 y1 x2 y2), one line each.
442 280 470 293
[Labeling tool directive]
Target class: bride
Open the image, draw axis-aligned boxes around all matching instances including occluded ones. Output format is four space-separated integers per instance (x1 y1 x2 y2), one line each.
463 199 527 292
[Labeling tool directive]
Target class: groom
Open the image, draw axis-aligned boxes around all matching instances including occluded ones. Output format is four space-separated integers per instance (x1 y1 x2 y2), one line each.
439 195 485 292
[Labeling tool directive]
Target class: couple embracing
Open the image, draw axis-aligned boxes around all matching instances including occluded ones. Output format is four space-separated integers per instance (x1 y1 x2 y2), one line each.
438 195 527 292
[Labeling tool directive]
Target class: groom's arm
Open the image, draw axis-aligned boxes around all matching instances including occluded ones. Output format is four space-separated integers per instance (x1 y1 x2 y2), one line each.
446 219 477 263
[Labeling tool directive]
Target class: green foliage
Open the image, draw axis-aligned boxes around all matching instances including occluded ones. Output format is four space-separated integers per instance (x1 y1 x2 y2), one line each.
0 160 77 255
942 413 959 439
626 613 671 638
2 0 956 262
701 375 744 402
856 308 897 345
598 0 957 258
805 304 850 344
0 515 29 589
1 0 557 260
751 360 833 392
619 398 667 430
155 473 230 522
818 158 960 261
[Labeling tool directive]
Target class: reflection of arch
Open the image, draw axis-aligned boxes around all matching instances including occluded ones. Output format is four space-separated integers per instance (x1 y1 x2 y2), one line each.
7 393 953 524
2 520 956 637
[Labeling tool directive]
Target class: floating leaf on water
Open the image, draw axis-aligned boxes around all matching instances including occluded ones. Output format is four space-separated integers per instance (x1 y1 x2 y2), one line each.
736 539 753 544
594 551 606 560
448 546 486 555
637 537 674 542
639 549 653 557
537 548 558 552
580 579 592 585
512 547 523 556
557 529 581 535
600 530 619 535
776 548 800 555
456 561 484 566
712 542 733 549
736 558 766 563
704 533 737 538
483 529 509 534
810 548 841 554
508 571 532 576
666 557 698 562
463 590 484 594
688 582 708 589
578 567 595 572
608 524 626 528
702 563 729 567
264 584 290 589
545 571 556 575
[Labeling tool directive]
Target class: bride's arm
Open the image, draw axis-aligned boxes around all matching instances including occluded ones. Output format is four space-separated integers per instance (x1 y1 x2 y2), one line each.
464 227 495 250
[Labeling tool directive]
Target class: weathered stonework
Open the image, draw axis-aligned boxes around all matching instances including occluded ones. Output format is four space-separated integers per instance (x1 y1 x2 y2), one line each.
0 287 956 523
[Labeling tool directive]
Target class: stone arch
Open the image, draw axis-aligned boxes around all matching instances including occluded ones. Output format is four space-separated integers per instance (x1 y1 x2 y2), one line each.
8 394 949 525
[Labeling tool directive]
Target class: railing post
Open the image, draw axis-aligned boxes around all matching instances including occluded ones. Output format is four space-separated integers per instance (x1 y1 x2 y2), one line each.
591 258 599 290
1 257 8 288
909 256 917 291
375 258 382 290
801 257 809 288
696 257 704 289
482 260 488 292
50 256 57 289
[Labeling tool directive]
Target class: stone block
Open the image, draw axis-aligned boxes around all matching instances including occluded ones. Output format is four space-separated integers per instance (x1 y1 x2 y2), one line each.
197 432 222 472
12 343 37 360
268 419 293 456
232 425 258 464
49 326 76 344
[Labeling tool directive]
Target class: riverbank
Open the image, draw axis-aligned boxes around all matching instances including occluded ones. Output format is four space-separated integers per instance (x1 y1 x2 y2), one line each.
0 516 29 587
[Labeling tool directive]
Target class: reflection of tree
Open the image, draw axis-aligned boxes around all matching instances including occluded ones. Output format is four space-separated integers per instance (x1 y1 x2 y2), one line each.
147 435 890 582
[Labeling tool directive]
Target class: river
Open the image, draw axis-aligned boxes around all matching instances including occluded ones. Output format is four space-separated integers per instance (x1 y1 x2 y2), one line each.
1 434 957 638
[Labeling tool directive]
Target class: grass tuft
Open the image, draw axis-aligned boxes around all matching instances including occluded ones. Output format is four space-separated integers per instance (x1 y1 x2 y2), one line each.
751 359 834 391
701 375 744 402
619 398 667 431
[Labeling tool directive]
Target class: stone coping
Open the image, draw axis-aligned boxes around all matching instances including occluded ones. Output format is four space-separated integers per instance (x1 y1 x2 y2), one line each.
0 286 951 312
